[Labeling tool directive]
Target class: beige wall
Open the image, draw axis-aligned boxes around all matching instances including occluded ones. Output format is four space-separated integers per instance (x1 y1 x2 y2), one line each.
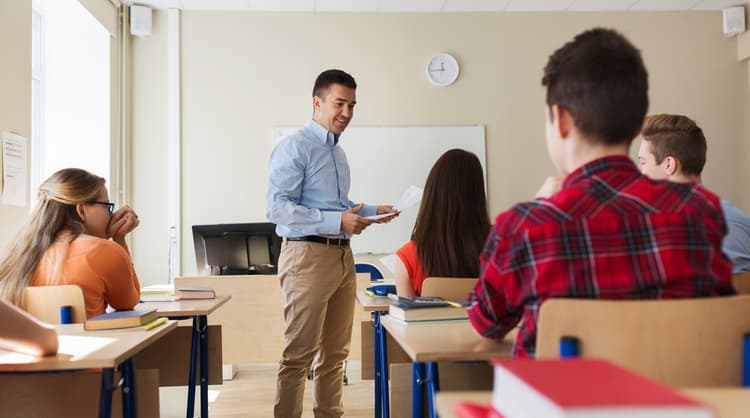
131 11 750 284
0 0 31 250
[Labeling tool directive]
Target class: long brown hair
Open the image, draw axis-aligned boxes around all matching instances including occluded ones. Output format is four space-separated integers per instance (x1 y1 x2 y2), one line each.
411 149 490 277
0 168 105 307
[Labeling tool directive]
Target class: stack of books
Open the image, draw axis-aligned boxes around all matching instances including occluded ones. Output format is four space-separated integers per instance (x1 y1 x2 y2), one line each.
455 358 715 418
387 295 467 323
139 285 216 301
140 284 178 302
177 286 216 300
84 307 161 331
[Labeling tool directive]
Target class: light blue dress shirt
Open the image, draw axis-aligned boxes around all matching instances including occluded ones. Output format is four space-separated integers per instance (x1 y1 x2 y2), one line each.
266 120 376 239
722 199 750 274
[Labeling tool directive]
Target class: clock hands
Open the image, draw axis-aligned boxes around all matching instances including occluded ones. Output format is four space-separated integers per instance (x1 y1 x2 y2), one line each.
426 54 458 86
428 62 445 73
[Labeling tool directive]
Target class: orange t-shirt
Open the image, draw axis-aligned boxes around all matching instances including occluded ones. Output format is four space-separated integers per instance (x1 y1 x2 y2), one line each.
395 240 428 296
31 237 141 318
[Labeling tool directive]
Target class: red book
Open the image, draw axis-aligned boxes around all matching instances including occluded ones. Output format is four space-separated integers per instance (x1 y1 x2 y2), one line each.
491 359 715 418
455 402 506 418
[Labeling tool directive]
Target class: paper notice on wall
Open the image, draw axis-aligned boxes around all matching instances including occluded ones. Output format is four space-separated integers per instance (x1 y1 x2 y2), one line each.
2 131 28 206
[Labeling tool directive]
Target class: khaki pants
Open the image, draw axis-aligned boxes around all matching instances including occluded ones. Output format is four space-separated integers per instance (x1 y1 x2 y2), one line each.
274 240 356 418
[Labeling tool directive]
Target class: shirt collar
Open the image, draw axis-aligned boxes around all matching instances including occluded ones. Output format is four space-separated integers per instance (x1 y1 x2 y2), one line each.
305 120 340 146
563 155 638 189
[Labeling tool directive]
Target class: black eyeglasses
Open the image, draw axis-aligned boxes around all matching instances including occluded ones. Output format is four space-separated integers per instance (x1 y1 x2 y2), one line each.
91 201 114 215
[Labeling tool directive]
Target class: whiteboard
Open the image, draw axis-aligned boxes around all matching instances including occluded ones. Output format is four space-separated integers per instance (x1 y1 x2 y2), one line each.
272 125 486 254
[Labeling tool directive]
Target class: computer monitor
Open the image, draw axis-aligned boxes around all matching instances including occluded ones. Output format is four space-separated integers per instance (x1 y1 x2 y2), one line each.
192 223 282 276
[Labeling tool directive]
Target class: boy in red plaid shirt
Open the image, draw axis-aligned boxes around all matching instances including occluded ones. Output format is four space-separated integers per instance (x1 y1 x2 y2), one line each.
467 28 733 358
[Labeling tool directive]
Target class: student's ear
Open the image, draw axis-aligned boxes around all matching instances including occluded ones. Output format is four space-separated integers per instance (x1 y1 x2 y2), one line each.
552 105 573 140
663 156 678 176
75 203 87 222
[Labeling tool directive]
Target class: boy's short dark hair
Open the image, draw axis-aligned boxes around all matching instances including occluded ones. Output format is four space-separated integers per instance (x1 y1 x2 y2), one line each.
312 69 357 98
542 28 649 145
642 114 707 176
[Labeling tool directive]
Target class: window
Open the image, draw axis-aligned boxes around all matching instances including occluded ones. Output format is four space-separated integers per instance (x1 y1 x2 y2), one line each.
31 0 111 206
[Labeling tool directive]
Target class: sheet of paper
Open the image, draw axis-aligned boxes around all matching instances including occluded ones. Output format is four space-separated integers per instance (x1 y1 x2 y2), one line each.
365 212 397 220
2 131 27 206
363 185 423 220
394 185 423 211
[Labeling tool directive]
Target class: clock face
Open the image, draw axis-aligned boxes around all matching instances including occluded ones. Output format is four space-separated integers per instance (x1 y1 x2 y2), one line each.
426 53 459 86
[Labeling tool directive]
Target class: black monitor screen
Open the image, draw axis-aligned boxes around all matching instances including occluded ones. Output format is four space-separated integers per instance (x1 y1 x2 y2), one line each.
193 223 281 275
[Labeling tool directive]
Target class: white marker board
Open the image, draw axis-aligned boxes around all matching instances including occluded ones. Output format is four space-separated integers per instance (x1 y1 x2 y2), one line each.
272 125 486 254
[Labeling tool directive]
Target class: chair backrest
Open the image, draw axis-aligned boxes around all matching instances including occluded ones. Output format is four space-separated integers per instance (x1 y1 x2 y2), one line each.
355 263 384 281
421 277 477 303
732 271 750 294
536 296 750 387
23 285 86 324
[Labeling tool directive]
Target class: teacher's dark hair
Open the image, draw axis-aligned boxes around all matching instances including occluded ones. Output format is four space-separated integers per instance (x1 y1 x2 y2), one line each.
313 69 357 98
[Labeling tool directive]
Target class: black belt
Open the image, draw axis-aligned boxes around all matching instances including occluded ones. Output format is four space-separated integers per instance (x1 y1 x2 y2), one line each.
285 236 350 247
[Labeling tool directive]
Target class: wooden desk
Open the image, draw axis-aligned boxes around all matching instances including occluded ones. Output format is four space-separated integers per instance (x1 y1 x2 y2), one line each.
140 295 230 418
683 388 750 418
141 295 230 317
435 388 750 418
356 290 393 312
381 318 514 363
381 317 514 418
0 321 177 418
435 391 491 418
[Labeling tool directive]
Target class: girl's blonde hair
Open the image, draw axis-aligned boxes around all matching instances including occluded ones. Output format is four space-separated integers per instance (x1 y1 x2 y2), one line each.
0 168 105 307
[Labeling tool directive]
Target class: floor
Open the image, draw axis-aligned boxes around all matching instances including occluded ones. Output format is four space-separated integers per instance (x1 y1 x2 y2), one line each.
159 361 374 418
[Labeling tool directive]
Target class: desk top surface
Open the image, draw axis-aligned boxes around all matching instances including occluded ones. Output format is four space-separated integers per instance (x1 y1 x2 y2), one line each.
356 291 393 311
140 295 231 316
435 388 750 418
683 388 750 418
0 320 177 372
381 316 515 362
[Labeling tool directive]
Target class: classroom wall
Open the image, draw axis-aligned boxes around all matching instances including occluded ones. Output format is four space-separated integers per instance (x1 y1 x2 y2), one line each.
0 0 31 250
130 11 750 284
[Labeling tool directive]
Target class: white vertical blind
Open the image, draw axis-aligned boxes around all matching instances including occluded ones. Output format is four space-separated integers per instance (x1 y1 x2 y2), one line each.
167 8 181 280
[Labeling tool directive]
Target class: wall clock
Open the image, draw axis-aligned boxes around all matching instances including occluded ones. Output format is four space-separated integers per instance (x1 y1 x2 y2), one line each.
426 53 460 86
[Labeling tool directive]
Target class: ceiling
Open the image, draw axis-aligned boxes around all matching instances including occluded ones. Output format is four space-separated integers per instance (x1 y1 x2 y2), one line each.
129 0 750 12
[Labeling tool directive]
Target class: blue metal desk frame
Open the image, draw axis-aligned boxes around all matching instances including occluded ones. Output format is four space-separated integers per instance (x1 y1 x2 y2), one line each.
372 310 390 418
168 314 210 418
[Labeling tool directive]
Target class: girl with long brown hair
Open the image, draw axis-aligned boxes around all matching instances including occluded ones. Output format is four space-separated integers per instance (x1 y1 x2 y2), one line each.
394 149 491 296
0 168 141 318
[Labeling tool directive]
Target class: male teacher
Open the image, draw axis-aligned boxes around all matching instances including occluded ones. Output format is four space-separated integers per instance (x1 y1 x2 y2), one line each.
266 69 396 418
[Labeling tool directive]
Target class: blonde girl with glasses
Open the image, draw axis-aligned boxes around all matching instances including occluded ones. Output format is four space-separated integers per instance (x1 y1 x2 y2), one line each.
0 168 141 318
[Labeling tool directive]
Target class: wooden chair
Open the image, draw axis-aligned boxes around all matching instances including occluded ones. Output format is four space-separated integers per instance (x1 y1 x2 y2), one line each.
421 277 478 303
536 296 750 387
23 285 86 324
732 271 750 294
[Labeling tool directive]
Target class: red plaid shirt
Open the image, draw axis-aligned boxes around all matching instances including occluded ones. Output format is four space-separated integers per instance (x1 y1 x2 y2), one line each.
467 156 733 358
